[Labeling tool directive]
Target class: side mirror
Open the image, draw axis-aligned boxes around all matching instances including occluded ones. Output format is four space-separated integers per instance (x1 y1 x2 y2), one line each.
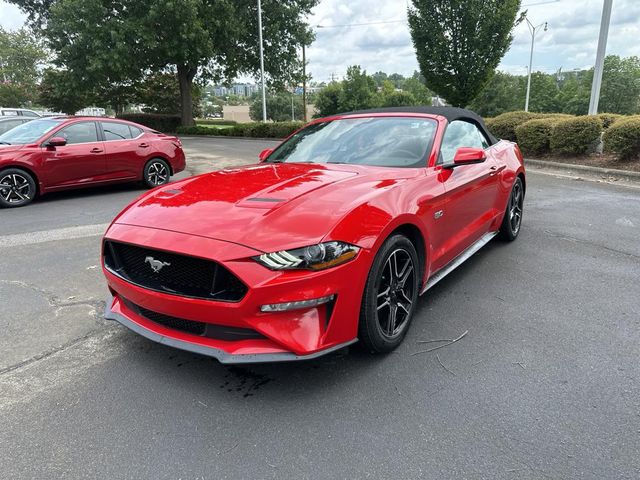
259 148 273 162
47 136 67 147
452 147 486 166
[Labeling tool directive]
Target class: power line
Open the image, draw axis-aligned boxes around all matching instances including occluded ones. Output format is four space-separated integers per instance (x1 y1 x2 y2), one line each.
522 0 560 7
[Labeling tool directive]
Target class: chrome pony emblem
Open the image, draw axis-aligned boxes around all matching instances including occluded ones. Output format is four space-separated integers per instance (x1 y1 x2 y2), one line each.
145 256 171 273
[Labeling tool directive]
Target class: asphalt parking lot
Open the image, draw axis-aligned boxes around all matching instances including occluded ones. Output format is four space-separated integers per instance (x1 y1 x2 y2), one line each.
1 137 639 479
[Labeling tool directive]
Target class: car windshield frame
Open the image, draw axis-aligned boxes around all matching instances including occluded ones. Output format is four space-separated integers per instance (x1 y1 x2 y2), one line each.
0 118 64 145
266 116 438 168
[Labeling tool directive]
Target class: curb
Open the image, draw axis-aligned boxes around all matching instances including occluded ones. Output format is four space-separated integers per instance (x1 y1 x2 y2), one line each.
525 158 640 183
178 135 284 142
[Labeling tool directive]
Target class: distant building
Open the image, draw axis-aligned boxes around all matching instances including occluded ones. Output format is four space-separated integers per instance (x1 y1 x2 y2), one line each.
76 107 106 116
213 83 259 97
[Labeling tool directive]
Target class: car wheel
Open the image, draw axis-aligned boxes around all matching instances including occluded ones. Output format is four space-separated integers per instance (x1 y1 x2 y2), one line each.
499 177 524 241
143 158 171 188
0 168 37 208
358 234 420 353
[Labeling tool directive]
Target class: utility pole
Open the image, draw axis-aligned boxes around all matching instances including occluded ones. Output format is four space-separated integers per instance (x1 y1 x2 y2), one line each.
524 18 548 112
257 0 267 122
588 0 613 115
302 44 308 122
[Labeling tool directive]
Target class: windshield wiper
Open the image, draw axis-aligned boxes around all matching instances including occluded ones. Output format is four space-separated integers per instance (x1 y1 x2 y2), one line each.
0 142 11 145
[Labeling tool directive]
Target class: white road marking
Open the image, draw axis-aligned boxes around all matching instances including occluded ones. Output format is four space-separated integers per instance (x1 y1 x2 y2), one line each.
0 223 109 248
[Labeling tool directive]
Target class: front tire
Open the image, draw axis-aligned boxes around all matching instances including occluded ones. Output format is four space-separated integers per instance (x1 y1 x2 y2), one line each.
358 234 420 353
143 158 171 188
0 168 37 208
499 177 524 241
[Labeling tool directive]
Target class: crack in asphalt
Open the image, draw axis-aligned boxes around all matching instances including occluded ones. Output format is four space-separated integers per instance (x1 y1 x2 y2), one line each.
543 230 640 260
1 279 105 319
0 279 107 375
0 328 108 376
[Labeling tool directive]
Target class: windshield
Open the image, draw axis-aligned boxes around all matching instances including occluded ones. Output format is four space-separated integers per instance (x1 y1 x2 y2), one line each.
267 117 438 168
0 118 63 145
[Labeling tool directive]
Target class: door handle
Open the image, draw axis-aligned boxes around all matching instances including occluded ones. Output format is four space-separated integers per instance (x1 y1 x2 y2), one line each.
138 143 149 148
489 165 504 176
90 148 103 153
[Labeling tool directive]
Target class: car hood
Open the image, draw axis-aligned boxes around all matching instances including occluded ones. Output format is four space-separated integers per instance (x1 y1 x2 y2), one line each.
0 144 26 155
113 162 415 252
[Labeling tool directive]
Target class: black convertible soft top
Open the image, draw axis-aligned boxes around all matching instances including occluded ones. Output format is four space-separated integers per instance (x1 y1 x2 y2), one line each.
340 106 498 145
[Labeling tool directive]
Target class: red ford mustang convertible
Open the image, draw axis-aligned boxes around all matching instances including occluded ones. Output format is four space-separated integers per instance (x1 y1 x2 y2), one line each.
0 116 185 207
103 107 525 363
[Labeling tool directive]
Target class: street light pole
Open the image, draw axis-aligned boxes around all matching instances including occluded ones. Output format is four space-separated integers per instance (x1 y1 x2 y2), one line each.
257 0 267 122
302 44 307 123
524 18 548 112
588 0 613 115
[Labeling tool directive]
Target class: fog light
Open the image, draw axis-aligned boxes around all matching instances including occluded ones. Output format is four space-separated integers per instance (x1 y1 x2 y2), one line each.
260 295 335 312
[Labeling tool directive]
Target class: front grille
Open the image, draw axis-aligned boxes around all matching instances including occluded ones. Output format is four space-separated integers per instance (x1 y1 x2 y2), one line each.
124 299 264 341
104 240 247 302
138 305 206 336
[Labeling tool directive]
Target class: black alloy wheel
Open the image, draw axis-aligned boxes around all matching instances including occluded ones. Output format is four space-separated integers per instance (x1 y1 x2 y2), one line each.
143 159 171 188
359 234 420 353
0 168 36 208
499 177 524 241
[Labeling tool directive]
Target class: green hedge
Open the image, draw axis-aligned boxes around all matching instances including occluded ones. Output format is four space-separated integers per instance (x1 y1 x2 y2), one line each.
596 113 623 129
485 111 575 142
485 111 544 141
549 116 603 155
117 113 181 132
515 118 558 156
195 118 238 126
603 116 640 159
177 121 304 138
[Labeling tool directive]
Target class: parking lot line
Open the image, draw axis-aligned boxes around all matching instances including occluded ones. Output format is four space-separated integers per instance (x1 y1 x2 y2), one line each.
0 223 109 248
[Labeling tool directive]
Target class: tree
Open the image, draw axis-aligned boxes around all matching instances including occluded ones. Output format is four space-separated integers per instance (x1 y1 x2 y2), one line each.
401 76 433 105
0 27 47 106
408 0 523 106
468 71 523 117
387 73 405 89
136 72 202 115
598 55 640 115
249 92 304 122
527 72 559 113
38 69 89 113
338 65 377 112
314 82 343 117
371 71 388 87
12 0 317 125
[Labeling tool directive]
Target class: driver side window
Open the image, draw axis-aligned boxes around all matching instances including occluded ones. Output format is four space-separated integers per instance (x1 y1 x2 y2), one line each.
57 122 99 145
439 120 489 164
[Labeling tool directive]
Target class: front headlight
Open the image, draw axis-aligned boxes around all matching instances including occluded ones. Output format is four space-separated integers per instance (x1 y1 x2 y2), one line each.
254 241 360 271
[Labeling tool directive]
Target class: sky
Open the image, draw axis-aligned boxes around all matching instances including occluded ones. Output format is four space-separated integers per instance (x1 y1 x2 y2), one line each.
1 0 639 83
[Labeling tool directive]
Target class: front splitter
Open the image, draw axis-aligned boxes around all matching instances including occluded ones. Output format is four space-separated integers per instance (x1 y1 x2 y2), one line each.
103 296 357 364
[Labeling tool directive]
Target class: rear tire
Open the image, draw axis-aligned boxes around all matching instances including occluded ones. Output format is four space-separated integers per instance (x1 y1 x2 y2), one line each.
0 168 36 208
142 158 171 188
499 177 524 241
358 234 420 353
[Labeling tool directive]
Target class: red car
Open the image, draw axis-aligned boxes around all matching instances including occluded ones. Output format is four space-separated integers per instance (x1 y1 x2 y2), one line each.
0 116 185 208
102 107 525 363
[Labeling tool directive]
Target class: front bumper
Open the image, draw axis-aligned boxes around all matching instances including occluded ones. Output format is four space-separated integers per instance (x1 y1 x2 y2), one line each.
104 295 356 363
102 224 370 363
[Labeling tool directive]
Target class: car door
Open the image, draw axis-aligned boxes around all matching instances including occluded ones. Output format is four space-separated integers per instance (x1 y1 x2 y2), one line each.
41 121 106 188
100 121 147 179
432 120 500 269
